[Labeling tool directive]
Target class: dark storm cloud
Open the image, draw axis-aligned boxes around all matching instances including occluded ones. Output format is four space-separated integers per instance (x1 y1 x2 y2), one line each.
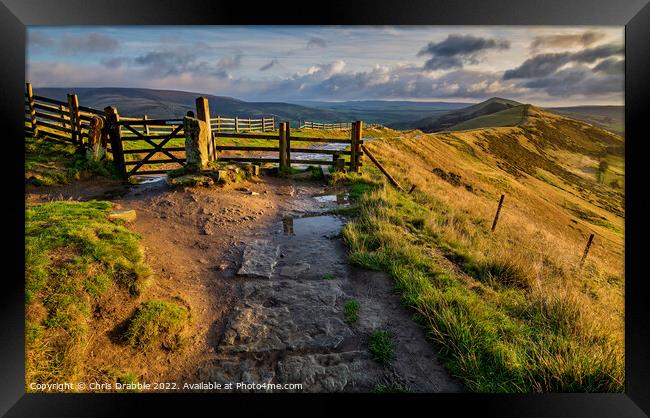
593 58 624 75
60 33 118 53
529 30 607 52
503 43 623 79
306 37 327 48
417 35 510 70
517 64 622 97
259 59 279 71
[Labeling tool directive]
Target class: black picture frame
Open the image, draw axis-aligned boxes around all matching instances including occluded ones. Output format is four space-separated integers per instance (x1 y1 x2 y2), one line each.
1 0 648 416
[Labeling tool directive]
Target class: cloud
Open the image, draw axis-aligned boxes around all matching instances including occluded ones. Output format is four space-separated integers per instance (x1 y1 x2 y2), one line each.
306 37 327 48
213 54 243 78
306 60 346 77
530 30 607 52
251 61 522 101
417 35 510 70
503 43 623 79
259 59 279 71
28 32 54 48
593 58 624 75
127 50 242 79
102 57 129 68
60 33 118 53
519 65 623 97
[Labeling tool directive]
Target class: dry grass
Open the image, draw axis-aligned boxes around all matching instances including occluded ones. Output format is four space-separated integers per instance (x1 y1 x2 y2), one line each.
338 113 624 392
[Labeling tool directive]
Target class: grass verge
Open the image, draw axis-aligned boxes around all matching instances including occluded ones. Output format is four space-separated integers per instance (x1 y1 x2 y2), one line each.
25 200 152 388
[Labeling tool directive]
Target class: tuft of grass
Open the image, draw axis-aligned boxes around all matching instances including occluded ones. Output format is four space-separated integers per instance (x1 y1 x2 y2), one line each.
322 273 336 280
369 329 396 366
124 300 189 351
343 299 361 324
117 372 140 392
374 383 412 393
25 200 152 388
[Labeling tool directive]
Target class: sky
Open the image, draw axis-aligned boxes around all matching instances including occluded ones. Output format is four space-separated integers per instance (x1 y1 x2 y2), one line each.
26 26 624 106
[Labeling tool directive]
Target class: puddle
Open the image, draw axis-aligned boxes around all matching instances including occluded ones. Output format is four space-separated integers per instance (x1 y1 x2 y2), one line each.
313 193 349 206
137 175 166 184
281 215 343 238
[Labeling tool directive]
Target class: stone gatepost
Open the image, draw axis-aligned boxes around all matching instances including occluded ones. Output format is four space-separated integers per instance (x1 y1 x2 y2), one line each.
183 116 210 171
87 116 105 161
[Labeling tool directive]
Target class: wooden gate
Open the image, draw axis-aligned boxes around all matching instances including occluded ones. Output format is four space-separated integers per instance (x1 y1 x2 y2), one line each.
105 108 186 177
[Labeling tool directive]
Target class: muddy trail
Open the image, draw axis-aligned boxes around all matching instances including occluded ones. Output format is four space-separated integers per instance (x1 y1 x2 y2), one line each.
26 174 462 393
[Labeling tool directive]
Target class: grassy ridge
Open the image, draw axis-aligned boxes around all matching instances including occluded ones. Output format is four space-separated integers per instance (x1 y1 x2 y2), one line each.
449 105 529 131
333 114 624 392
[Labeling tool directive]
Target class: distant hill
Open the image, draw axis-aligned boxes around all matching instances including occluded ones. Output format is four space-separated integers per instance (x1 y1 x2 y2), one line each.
546 106 624 135
394 97 522 132
448 104 531 131
34 87 346 121
288 100 472 125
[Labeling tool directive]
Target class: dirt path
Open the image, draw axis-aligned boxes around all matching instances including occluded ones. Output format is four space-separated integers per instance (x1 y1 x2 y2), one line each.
26 174 462 392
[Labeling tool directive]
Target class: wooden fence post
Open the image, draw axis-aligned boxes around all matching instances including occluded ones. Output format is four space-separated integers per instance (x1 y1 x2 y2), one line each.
491 194 505 232
26 83 38 137
285 121 291 168
105 106 127 179
349 122 357 172
67 93 80 145
143 115 149 136
195 96 214 162
279 122 288 171
354 120 363 173
59 104 67 128
579 234 595 268
361 145 405 192
235 116 239 133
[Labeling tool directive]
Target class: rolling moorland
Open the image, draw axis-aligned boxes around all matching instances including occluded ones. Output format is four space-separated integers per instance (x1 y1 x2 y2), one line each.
34 87 623 135
24 91 624 392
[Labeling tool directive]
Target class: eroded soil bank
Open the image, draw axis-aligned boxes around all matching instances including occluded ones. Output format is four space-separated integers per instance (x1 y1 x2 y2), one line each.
26 174 462 392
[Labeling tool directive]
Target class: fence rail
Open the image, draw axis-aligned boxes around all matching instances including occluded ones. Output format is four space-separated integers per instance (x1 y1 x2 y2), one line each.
300 120 385 130
300 121 352 130
210 116 275 133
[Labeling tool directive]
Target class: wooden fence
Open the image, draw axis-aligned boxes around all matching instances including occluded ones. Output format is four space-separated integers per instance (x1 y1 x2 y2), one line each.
210 116 275 133
25 83 105 146
211 120 364 172
25 84 366 177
